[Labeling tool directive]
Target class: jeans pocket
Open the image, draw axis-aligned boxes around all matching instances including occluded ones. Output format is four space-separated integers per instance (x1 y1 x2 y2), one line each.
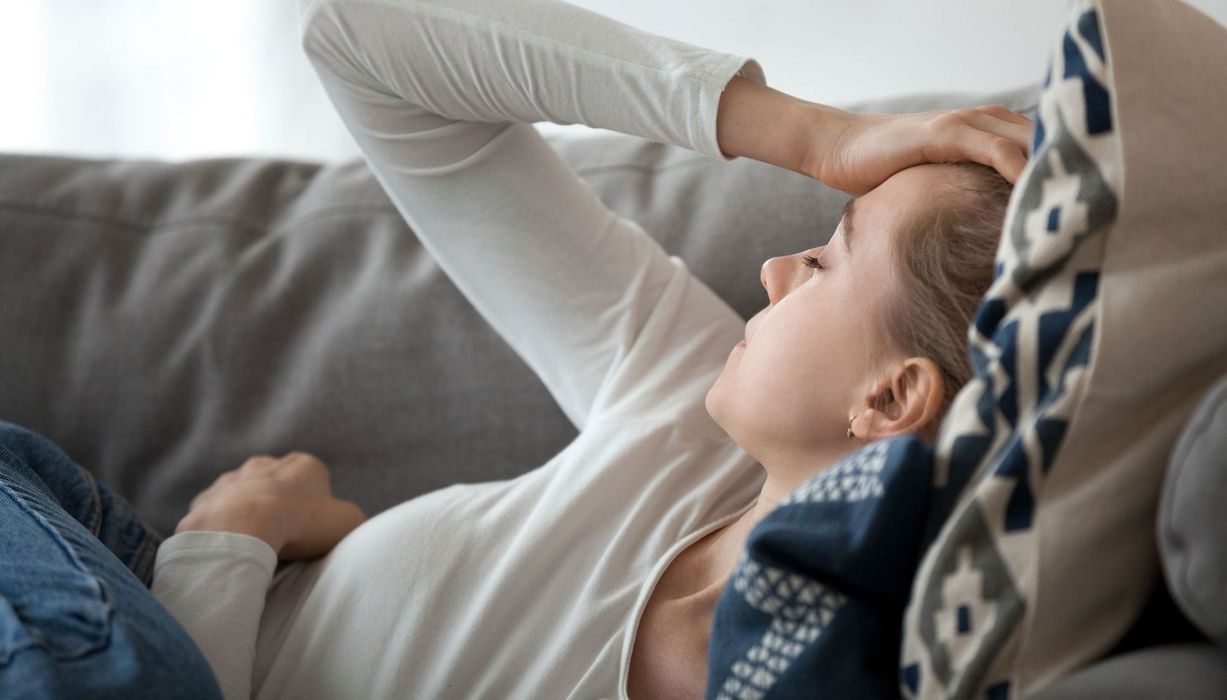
0 563 114 667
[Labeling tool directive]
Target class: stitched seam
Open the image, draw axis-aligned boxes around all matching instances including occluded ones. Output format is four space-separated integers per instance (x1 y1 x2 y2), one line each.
130 532 163 589
0 450 94 576
79 463 103 537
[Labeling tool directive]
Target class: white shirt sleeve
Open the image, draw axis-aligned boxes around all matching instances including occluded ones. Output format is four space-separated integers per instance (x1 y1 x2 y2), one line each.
150 531 278 700
297 0 766 431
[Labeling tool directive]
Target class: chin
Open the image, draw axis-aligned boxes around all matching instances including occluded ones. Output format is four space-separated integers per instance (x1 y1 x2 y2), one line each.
706 379 751 451
704 380 726 429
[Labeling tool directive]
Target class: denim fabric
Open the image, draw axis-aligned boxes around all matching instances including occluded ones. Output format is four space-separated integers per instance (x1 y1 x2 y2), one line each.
0 419 222 700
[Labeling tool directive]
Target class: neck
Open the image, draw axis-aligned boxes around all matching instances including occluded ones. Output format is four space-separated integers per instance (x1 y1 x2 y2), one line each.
684 442 859 608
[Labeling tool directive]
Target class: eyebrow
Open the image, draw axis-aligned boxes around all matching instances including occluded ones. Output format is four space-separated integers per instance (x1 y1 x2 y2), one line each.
840 197 857 255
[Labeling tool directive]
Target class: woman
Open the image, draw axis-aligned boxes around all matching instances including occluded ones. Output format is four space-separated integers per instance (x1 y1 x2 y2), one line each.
0 0 1031 698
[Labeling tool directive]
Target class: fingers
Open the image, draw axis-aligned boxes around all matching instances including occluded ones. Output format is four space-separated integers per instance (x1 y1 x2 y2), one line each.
972 103 1033 128
238 451 329 480
332 499 368 533
284 450 323 464
240 455 277 472
962 128 1028 184
279 499 366 561
924 110 1031 184
964 107 1034 155
326 500 368 552
991 137 1029 184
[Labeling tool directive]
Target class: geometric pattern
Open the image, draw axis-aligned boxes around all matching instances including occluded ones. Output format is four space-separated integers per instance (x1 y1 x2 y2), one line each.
713 555 847 700
706 3 1139 698
900 1 1121 696
780 440 887 506
705 435 933 699
906 502 1024 696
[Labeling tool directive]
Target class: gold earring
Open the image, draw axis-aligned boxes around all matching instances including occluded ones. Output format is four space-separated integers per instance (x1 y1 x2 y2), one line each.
846 415 856 439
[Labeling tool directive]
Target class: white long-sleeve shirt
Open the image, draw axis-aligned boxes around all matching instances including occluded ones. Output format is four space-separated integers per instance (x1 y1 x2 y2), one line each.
150 0 769 697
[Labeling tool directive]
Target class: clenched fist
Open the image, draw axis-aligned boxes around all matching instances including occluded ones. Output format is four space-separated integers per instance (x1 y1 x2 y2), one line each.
176 451 368 561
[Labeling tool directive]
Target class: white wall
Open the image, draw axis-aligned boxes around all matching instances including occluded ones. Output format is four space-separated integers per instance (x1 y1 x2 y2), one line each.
2 0 1225 163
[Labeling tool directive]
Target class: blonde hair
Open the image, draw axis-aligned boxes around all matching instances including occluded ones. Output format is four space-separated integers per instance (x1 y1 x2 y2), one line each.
879 162 1013 423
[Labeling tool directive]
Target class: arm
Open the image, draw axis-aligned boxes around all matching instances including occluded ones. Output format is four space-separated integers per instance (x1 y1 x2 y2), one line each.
716 74 1030 194
715 74 835 175
297 0 768 432
717 74 1034 194
296 0 1031 435
174 452 366 562
152 453 366 700
150 531 278 700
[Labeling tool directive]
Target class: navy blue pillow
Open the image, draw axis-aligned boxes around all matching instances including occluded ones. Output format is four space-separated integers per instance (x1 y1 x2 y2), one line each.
705 436 938 699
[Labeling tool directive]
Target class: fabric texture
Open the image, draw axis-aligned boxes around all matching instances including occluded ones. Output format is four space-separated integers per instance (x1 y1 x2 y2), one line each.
150 532 277 700
896 1 1227 697
1159 372 1227 646
705 437 936 700
0 420 222 700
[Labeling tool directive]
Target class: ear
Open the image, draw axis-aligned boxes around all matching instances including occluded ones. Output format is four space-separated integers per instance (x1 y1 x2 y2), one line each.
850 357 945 440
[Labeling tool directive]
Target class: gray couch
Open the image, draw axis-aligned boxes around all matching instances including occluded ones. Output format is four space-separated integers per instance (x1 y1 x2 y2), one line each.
1 83 1223 696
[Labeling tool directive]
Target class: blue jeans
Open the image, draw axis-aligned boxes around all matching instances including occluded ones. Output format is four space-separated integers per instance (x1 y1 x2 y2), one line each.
0 419 222 699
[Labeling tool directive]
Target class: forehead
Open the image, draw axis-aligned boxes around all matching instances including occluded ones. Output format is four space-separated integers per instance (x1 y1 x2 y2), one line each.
844 165 946 244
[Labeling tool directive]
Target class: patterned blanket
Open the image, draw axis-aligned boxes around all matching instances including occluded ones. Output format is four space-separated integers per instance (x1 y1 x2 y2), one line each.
705 436 939 699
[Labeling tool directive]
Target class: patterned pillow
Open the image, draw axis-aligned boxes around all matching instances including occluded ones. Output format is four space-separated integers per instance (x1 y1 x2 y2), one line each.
703 0 1227 698
901 0 1227 696
706 436 936 699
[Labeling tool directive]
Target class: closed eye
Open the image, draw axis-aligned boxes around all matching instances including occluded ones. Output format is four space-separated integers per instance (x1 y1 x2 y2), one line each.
802 254 825 271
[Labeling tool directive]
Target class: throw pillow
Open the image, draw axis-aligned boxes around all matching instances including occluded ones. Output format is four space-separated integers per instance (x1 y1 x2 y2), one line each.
901 0 1227 697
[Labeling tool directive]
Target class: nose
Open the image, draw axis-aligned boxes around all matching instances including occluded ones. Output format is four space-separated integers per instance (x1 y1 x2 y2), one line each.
760 252 810 305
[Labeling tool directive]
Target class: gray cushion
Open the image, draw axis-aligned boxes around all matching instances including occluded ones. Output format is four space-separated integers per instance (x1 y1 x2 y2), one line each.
0 84 1037 536
1160 372 1227 645
1021 644 1227 700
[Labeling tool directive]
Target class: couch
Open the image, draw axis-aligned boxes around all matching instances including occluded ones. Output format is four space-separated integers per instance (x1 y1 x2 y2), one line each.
1 79 1223 696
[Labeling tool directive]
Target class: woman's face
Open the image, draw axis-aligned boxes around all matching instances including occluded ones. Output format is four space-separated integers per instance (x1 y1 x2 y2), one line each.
705 164 942 477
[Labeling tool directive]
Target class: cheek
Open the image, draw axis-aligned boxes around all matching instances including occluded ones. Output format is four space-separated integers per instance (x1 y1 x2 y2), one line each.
747 312 862 400
737 335 821 398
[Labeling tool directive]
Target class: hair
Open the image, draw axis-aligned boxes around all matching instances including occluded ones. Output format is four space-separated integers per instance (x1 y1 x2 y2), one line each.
877 162 1013 432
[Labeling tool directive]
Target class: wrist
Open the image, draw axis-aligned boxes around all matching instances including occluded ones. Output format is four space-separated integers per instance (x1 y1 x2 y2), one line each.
716 76 840 176
175 499 288 555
